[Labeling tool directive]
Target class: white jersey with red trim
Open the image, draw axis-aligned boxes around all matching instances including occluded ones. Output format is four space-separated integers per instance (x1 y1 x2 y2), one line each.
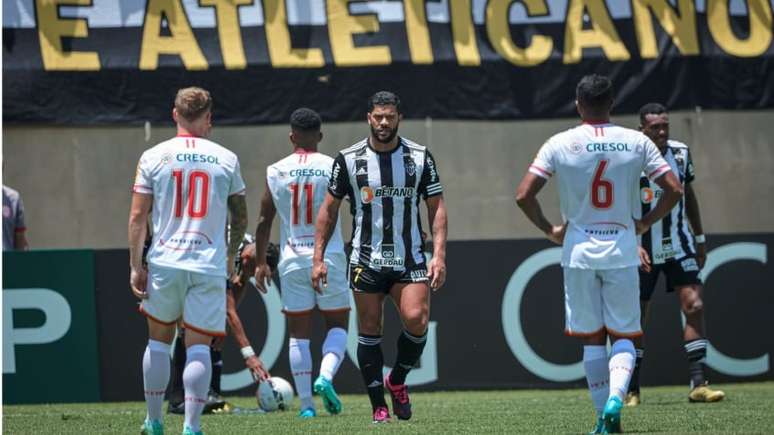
133 135 246 277
267 151 346 275
529 122 671 269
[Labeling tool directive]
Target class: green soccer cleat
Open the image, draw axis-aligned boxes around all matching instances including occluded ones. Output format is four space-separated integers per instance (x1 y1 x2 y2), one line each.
313 376 342 415
181 426 203 435
298 408 316 419
589 417 604 434
140 420 163 435
602 396 623 434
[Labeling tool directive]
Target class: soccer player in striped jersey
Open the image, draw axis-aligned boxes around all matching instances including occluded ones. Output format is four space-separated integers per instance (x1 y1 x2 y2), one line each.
516 75 683 434
313 91 448 423
129 87 248 435
253 108 350 419
625 103 725 406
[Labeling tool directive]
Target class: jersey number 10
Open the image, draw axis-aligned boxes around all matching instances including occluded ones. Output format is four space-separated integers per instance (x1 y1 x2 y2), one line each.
172 169 210 219
591 159 613 209
290 183 314 225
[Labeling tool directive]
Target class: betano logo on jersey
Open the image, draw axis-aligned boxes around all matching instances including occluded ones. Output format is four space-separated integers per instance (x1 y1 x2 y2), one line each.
640 187 664 204
360 186 415 204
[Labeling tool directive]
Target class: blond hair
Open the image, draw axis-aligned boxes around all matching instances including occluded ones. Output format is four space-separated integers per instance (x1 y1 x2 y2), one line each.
174 87 212 122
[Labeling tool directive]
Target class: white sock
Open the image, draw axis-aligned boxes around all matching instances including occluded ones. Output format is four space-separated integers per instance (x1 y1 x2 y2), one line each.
609 339 636 402
183 344 211 432
583 345 609 416
143 340 171 422
319 328 348 381
289 337 313 410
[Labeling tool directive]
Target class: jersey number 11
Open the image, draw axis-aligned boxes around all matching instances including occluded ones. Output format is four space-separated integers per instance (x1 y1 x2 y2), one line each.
290 183 314 225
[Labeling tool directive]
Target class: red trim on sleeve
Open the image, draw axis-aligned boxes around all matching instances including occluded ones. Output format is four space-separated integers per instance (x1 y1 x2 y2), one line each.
529 164 552 178
648 164 670 179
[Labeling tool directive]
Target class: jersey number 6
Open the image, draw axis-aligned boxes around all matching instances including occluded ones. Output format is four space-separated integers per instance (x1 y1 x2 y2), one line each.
290 183 314 225
172 169 210 219
591 159 613 209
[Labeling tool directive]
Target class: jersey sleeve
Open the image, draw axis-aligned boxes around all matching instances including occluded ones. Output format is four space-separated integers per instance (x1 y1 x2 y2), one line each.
132 153 153 194
642 139 671 181
328 153 350 199
230 158 247 196
15 194 26 231
418 150 443 198
685 149 695 184
528 139 555 179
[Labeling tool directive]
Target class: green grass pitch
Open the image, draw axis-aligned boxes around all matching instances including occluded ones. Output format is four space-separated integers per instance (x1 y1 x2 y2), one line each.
4 382 773 434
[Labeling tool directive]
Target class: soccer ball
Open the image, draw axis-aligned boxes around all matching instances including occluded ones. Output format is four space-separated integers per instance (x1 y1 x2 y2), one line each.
256 377 294 412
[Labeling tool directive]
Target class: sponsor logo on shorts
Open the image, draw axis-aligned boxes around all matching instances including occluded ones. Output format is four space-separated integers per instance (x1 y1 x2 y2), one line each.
373 244 405 267
681 257 699 272
410 269 428 282
654 250 678 262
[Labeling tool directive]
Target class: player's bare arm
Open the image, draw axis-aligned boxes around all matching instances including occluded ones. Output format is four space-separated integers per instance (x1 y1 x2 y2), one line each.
684 183 707 268
425 194 448 290
225 287 270 381
227 194 248 276
636 171 683 234
128 192 153 299
312 192 342 293
253 183 277 293
516 172 566 245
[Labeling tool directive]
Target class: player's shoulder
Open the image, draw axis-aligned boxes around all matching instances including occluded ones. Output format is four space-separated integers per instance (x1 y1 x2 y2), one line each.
2 185 20 200
400 137 427 152
340 138 368 156
198 138 239 161
667 139 690 150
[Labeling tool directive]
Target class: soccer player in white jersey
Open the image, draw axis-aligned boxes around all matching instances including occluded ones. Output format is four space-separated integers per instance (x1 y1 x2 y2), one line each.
516 75 683 434
129 87 248 435
624 103 725 406
253 108 350 419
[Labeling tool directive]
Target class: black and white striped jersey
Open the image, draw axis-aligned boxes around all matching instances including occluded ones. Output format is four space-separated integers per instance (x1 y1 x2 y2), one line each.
639 140 696 264
328 137 443 271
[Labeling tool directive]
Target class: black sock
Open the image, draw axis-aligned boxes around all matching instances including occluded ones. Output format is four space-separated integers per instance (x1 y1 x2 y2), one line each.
685 338 708 388
167 333 186 405
390 330 427 385
629 348 644 393
210 349 223 395
357 334 387 410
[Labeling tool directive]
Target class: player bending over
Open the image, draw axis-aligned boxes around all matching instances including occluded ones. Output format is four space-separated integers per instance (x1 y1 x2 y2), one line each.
516 75 682 433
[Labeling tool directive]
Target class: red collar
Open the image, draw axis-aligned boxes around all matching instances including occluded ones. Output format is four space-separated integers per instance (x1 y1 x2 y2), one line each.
582 120 610 125
176 133 199 138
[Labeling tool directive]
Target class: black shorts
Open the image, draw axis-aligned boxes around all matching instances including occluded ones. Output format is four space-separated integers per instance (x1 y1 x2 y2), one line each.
639 255 702 301
349 263 429 294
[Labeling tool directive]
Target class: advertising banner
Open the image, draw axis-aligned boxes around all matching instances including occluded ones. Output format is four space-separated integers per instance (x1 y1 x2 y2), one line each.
2 250 101 404
92 234 773 401
3 0 773 125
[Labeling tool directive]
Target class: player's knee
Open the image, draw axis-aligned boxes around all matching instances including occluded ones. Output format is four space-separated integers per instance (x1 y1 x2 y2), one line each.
683 297 703 315
357 316 382 335
403 307 429 333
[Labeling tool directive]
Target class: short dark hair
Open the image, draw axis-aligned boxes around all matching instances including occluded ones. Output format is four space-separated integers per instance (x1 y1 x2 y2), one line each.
290 108 321 132
368 91 401 113
639 102 667 124
175 87 212 122
576 74 614 112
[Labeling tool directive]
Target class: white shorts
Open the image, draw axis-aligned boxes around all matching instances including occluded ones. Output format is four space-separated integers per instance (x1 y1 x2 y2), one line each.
563 266 642 338
280 264 350 315
140 265 226 337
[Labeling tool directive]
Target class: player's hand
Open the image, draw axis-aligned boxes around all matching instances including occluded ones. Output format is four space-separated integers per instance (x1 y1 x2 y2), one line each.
634 219 649 235
427 256 447 290
311 261 328 294
130 267 149 300
546 223 567 245
695 242 707 269
638 246 652 273
246 356 270 382
253 263 272 294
